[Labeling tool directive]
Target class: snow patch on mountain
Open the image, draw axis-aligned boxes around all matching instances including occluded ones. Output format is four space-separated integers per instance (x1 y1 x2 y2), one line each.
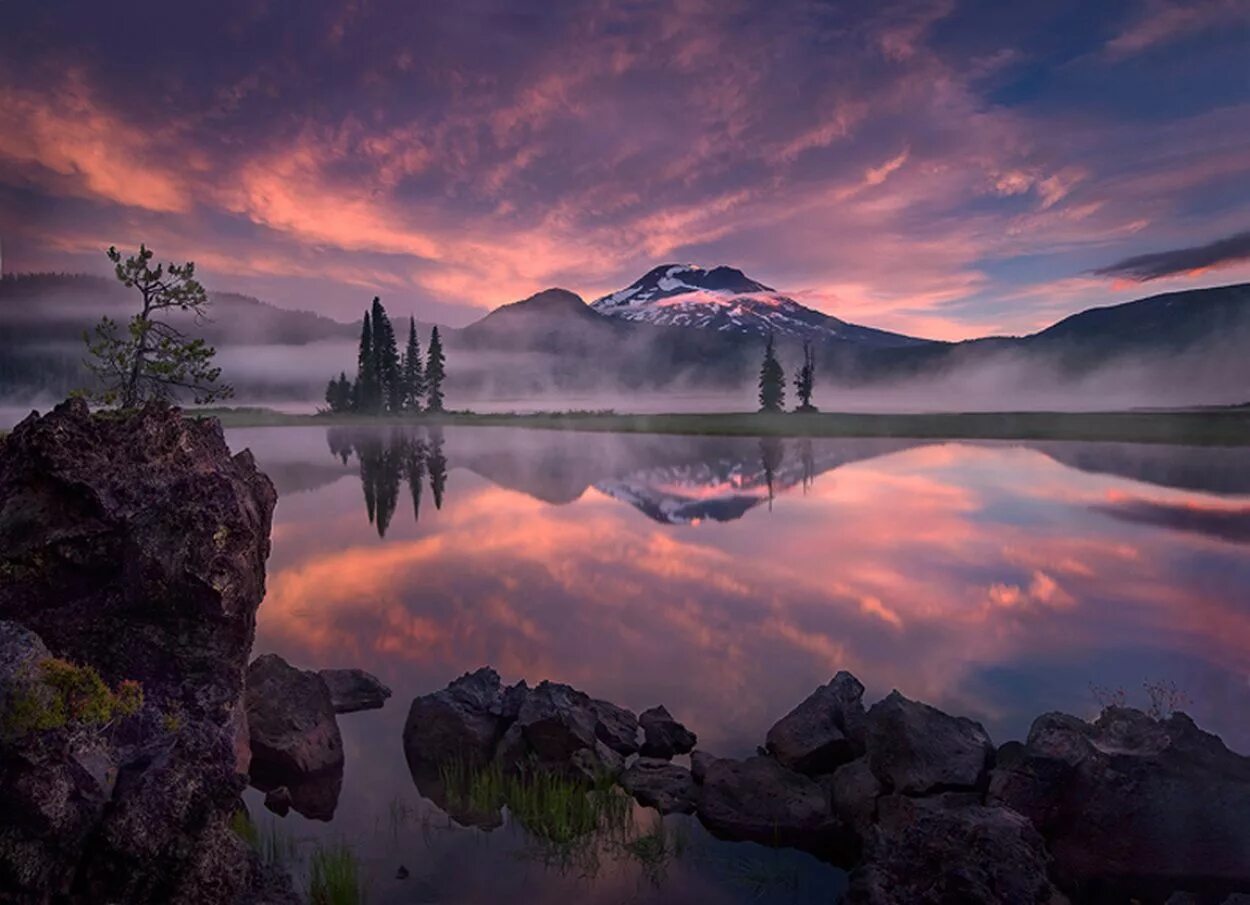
591 264 926 347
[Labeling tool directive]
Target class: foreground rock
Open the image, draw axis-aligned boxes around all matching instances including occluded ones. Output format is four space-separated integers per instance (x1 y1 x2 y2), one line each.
318 668 392 713
620 758 698 814
697 755 852 856
246 654 343 778
846 795 1067 905
403 664 1250 902
639 705 697 759
865 690 994 794
990 706 1250 900
403 667 515 770
766 671 867 774
0 400 287 904
244 654 345 821
403 670 641 787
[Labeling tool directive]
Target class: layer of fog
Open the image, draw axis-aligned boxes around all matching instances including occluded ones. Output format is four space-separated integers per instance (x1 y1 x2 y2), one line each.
217 340 1248 415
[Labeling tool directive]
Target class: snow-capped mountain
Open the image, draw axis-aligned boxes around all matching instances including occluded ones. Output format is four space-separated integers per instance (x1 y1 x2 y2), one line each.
591 264 926 347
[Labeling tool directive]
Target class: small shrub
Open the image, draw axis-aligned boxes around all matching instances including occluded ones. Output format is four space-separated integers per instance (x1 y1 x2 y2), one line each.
114 680 144 717
40 658 115 725
1143 679 1190 720
1089 683 1127 710
1090 678 1191 720
162 706 185 734
2 658 145 740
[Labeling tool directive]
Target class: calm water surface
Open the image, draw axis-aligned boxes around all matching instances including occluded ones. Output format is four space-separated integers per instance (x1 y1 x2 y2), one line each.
230 425 1250 904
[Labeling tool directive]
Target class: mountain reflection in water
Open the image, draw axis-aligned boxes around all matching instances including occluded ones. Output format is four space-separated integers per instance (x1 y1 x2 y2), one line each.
231 425 1250 904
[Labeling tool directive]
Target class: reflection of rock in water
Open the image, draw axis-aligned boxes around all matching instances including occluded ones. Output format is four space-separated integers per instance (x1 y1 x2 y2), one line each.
327 425 449 537
405 764 504 831
252 764 345 822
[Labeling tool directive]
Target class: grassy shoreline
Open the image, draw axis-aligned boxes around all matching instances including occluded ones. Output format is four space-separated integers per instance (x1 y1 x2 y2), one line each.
196 405 1250 446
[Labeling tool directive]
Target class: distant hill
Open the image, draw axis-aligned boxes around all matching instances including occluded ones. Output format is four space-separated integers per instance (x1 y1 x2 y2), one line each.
2 270 1247 409
0 274 356 346
0 273 357 401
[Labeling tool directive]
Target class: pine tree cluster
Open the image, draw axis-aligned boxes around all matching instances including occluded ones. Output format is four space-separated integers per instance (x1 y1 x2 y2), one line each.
758 333 818 413
325 297 446 414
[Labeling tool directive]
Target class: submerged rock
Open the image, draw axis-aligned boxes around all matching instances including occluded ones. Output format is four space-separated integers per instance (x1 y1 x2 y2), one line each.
766 671 867 774
621 758 699 814
989 706 1250 899
696 755 850 855
845 795 1067 905
0 399 283 904
864 690 994 794
245 654 343 778
639 705 697 759
262 786 292 817
318 668 392 714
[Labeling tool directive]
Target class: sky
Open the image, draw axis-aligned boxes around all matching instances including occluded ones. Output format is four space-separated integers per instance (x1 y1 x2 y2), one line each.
1 0 1248 340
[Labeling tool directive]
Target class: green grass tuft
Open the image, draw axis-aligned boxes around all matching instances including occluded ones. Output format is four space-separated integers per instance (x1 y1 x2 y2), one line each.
308 842 366 905
439 758 630 848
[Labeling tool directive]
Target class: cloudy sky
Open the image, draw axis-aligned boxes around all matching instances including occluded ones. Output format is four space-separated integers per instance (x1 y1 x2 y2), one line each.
1 0 1248 339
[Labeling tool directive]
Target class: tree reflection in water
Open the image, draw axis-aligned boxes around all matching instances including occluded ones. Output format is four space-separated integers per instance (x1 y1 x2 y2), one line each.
327 426 449 536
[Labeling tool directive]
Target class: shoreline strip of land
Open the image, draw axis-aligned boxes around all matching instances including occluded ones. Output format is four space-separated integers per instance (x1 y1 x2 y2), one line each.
196 405 1250 446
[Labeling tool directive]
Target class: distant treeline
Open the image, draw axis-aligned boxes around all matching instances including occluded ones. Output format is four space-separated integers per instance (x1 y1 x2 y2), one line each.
324 297 446 415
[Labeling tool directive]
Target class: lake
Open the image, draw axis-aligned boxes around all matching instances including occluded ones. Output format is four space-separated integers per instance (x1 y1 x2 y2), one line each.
230 424 1250 904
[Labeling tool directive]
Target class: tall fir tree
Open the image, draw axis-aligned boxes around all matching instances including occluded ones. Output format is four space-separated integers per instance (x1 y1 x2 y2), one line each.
793 340 816 412
758 333 786 412
425 325 446 412
370 297 402 413
402 316 425 412
355 311 376 412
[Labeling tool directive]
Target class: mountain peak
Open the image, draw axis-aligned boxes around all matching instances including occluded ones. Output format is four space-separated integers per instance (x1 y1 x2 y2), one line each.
507 287 588 313
596 264 773 311
589 264 926 347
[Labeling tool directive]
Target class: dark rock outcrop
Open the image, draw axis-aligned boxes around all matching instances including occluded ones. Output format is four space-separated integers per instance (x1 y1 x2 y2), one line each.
403 668 512 769
639 705 697 759
620 758 699 814
826 756 881 837
403 671 641 785
865 690 994 794
499 681 601 769
690 750 720 784
318 668 392 714
0 399 275 723
845 795 1067 904
696 755 850 855
590 698 640 756
766 671 867 774
246 654 343 778
989 706 1250 900
0 400 285 904
262 786 292 817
